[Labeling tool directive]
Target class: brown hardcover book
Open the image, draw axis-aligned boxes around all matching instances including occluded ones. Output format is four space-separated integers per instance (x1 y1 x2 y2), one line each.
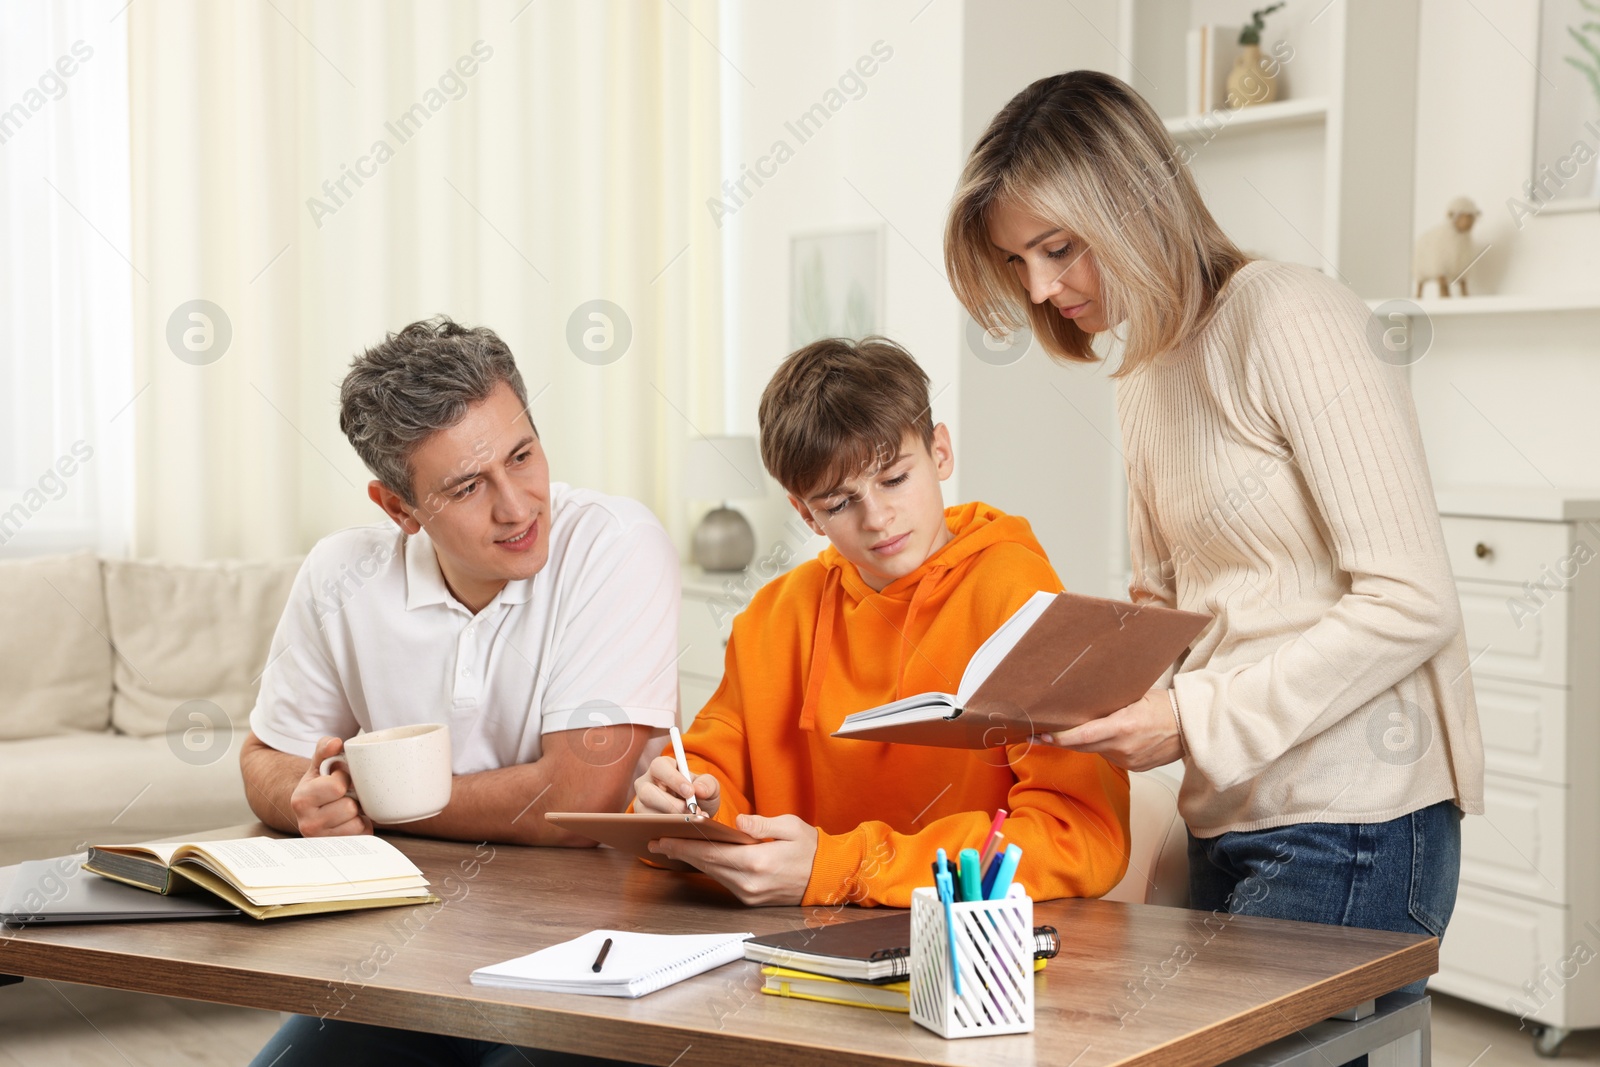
832 591 1210 749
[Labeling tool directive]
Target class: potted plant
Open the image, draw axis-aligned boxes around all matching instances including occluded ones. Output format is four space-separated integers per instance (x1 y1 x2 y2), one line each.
1227 2 1286 108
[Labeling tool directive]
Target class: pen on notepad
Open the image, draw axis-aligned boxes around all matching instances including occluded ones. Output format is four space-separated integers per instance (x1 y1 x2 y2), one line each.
591 937 613 973
669 725 700 816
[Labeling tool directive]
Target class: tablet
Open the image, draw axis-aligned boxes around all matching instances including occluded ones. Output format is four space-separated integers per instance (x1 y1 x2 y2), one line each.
545 812 764 872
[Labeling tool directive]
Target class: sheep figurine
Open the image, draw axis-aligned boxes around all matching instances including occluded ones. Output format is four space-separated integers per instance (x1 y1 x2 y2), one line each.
1413 196 1481 298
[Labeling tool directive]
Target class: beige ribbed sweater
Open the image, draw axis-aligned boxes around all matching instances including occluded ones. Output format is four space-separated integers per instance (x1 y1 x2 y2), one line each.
1118 259 1485 837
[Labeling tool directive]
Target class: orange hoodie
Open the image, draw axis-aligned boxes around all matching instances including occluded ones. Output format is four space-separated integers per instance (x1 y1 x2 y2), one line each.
682 501 1131 908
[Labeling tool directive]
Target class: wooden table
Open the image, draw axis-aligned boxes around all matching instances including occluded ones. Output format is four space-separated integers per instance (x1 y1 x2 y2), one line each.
0 826 1436 1067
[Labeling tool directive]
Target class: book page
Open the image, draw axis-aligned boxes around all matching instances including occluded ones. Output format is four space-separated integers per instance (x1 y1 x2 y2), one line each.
92 841 187 865
955 591 1057 706
176 836 425 891
833 691 959 729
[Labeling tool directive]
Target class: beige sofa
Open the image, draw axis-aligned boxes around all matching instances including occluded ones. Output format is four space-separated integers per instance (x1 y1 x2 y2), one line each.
0 551 300 866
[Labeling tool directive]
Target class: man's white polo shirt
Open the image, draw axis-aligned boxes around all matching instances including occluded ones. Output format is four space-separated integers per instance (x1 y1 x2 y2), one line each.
249 483 680 775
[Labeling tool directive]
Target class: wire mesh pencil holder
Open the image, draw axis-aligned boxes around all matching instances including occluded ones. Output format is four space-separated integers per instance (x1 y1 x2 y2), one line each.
909 885 1035 1038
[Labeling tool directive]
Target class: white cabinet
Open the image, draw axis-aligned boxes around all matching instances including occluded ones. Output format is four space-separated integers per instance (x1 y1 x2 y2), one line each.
1430 490 1600 1042
677 566 742 728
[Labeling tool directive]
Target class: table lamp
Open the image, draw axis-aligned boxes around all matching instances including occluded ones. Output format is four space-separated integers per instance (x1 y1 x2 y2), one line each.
683 435 766 572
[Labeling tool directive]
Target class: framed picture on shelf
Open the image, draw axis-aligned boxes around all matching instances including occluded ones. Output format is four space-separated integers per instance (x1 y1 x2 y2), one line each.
788 226 883 348
1532 0 1600 213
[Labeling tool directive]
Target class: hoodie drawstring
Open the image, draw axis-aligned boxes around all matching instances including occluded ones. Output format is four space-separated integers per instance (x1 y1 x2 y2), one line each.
893 569 940 702
798 566 842 731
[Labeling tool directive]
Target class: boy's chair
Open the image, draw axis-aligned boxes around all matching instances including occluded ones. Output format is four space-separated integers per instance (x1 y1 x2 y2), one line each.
1101 766 1189 907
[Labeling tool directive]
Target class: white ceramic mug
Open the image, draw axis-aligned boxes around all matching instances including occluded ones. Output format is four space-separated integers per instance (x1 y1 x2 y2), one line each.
318 723 452 824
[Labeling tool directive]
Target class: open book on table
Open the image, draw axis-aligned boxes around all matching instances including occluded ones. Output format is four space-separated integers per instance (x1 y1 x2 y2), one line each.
83 835 437 920
832 590 1210 749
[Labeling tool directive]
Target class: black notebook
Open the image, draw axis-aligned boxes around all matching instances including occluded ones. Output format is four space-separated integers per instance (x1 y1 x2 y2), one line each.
743 913 1059 984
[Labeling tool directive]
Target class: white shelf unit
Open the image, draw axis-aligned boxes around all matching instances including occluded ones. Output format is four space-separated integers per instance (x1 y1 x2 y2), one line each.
1430 489 1600 1054
1367 293 1600 317
1119 0 1421 300
1163 96 1329 141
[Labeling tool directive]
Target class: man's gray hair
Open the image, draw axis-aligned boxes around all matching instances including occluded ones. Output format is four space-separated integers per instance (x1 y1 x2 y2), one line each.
339 317 531 506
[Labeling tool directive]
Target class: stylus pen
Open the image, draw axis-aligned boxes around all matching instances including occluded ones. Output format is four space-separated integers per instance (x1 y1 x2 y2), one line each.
591 936 613 973
668 725 700 816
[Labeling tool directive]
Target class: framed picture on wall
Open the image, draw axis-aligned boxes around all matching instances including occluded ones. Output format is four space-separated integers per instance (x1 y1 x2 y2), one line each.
788 226 884 348
1532 0 1600 213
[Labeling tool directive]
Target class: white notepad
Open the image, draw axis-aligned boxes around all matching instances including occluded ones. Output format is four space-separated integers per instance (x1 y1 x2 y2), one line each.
469 929 753 998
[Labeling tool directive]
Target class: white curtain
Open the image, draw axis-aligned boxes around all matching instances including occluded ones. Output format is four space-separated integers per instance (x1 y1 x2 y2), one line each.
0 1 134 557
128 0 724 560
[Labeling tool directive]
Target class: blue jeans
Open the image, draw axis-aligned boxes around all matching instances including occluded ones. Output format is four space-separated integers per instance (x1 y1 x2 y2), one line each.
248 1015 636 1067
1187 799 1462 999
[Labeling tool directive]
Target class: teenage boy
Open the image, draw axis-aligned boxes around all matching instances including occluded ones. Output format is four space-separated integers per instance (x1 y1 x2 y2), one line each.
242 317 673 1066
635 336 1130 907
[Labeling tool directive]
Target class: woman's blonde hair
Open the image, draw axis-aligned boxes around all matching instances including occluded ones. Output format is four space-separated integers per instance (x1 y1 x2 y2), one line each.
945 70 1250 376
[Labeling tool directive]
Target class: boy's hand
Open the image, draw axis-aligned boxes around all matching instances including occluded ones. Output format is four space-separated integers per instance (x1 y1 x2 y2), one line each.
1037 688 1181 771
290 736 374 837
634 754 722 818
649 814 818 906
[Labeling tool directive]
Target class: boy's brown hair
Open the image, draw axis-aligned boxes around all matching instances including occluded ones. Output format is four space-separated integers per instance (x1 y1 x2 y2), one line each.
758 336 935 498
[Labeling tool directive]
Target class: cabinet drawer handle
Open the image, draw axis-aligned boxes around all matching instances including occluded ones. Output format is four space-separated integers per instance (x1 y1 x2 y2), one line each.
1474 542 1493 560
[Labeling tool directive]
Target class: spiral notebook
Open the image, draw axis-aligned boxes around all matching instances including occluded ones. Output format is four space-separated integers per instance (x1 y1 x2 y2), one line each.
743 913 1059 983
469 929 753 998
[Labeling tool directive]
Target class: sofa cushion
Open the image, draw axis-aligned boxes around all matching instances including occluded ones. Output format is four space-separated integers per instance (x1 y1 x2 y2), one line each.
0 732 256 865
103 556 301 738
0 551 113 739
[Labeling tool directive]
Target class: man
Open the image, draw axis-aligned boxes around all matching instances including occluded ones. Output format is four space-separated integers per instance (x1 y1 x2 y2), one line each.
241 316 673 1066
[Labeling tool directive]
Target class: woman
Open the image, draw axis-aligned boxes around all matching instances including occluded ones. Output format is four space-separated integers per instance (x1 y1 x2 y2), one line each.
944 70 1483 977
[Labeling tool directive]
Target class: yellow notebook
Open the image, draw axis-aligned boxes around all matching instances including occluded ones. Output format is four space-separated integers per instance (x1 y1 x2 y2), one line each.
760 966 911 1012
760 962 1049 1012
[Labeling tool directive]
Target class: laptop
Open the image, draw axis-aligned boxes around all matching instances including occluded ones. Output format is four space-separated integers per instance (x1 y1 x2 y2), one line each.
0 854 241 925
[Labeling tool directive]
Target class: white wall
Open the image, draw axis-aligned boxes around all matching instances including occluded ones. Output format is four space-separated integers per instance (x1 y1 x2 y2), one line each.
1409 0 1600 491
955 0 1129 597
721 0 964 555
722 0 1132 594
